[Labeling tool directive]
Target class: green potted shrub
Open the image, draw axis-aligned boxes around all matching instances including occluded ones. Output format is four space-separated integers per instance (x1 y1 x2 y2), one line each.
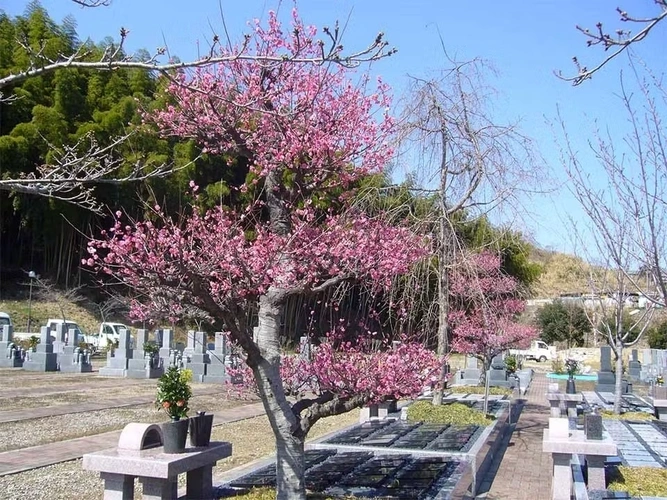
156 367 192 453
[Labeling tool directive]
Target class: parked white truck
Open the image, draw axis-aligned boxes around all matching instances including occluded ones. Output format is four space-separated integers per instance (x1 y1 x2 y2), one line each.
509 340 556 362
81 322 132 351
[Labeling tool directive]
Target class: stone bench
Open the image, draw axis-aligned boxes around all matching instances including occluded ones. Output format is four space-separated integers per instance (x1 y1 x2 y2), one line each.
542 427 617 500
83 423 232 499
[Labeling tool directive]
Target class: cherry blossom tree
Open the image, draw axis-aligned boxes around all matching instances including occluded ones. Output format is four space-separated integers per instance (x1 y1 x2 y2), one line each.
86 10 438 500
449 251 537 412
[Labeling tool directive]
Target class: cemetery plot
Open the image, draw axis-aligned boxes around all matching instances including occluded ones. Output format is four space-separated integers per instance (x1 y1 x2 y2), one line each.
226 450 462 499
603 420 667 467
322 419 483 452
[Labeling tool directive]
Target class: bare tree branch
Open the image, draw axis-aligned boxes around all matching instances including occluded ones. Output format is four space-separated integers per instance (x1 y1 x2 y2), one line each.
0 132 199 213
71 0 111 7
0 21 395 100
558 1 667 85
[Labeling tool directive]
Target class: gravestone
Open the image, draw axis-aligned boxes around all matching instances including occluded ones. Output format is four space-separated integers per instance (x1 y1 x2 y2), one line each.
158 329 174 368
183 329 196 357
52 323 67 355
186 331 210 382
488 354 510 388
23 327 58 372
458 355 481 386
0 325 23 368
628 349 641 382
641 348 653 382
99 328 133 377
202 332 229 384
126 329 161 378
59 327 92 373
595 345 616 392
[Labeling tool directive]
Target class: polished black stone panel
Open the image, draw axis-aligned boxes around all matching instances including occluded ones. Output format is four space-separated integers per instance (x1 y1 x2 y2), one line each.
226 450 461 498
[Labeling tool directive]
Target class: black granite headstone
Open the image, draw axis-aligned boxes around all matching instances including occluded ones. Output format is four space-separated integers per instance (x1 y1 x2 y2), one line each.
585 413 603 440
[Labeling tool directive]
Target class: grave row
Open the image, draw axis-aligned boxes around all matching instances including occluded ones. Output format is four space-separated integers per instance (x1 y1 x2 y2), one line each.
0 324 92 372
100 328 236 381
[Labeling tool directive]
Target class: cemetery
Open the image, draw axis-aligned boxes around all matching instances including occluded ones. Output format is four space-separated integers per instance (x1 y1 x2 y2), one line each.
4 1 667 499
4 320 667 499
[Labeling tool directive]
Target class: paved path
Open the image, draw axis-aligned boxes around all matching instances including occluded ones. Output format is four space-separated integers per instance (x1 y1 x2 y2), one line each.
0 401 266 476
477 372 552 499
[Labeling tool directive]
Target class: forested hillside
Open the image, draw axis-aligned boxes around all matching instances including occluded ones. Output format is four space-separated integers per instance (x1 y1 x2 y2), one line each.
0 2 545 336
0 2 246 292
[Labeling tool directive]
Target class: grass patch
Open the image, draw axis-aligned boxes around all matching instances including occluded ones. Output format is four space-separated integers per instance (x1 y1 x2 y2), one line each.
448 386 512 396
219 487 360 499
601 410 655 421
406 400 494 426
608 466 667 497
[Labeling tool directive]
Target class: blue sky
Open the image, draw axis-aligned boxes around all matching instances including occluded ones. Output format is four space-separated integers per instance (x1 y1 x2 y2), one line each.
4 0 666 254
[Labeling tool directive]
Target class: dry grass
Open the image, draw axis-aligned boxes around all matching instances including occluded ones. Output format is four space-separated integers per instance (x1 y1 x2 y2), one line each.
211 409 360 475
0 300 101 334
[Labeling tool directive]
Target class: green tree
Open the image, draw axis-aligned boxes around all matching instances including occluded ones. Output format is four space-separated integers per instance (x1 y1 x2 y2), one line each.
536 300 590 348
647 320 667 349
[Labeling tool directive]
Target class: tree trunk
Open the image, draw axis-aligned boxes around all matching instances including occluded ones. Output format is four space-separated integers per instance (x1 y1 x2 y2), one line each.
433 216 453 406
254 291 307 500
613 340 623 414
482 357 491 415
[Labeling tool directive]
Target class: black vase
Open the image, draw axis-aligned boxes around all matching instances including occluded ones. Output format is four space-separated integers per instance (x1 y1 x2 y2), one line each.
566 376 576 394
190 411 214 447
162 418 189 453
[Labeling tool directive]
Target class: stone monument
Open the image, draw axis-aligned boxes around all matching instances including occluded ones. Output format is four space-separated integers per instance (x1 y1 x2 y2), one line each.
23 326 58 372
595 346 616 393
0 325 23 368
99 328 133 377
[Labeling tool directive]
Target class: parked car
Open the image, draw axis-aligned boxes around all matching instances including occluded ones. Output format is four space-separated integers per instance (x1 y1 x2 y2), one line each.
509 340 556 362
78 322 132 351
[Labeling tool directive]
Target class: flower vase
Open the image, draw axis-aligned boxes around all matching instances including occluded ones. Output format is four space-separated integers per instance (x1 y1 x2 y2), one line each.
566 376 576 395
162 417 189 453
189 411 214 447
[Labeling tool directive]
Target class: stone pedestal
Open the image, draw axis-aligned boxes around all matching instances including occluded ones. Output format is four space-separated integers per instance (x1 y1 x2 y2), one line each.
23 327 57 372
542 429 617 499
83 441 232 500
457 355 482 386
359 402 394 423
0 325 23 368
547 393 583 430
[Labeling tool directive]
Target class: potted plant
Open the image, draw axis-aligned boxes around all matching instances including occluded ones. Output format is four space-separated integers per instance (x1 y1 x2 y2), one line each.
504 354 518 374
156 367 192 453
144 341 160 369
565 358 579 394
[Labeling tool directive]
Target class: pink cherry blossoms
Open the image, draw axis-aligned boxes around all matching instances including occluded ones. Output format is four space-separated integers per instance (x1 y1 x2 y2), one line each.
449 251 537 361
150 9 394 189
87 209 429 321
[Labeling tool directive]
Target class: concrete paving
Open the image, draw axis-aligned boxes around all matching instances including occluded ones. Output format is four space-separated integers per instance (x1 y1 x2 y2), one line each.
476 372 553 499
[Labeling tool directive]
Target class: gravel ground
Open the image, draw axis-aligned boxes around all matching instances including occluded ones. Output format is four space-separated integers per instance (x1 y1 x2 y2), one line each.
0 394 242 451
0 410 360 500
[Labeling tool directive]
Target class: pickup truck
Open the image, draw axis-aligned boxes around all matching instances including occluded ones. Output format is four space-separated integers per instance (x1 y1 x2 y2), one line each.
509 340 556 362
81 322 132 350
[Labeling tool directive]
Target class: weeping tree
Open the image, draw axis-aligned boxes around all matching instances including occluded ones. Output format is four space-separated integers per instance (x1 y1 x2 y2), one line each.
395 56 539 404
449 251 537 413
